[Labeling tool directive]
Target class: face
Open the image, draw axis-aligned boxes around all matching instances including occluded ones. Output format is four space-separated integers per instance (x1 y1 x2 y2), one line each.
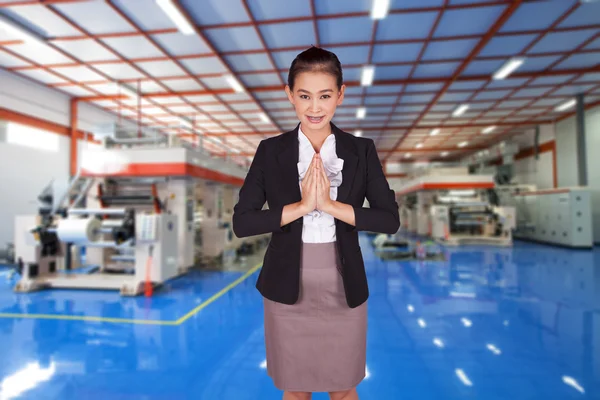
285 71 345 134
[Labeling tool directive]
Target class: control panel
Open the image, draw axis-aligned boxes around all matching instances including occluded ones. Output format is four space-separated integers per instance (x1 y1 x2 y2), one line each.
136 214 159 243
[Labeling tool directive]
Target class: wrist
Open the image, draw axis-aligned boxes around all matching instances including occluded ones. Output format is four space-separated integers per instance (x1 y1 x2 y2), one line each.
321 199 336 214
299 201 313 215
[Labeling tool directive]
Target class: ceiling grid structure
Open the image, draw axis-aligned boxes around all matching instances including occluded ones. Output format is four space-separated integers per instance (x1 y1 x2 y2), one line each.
373 0 449 159
381 0 525 162
434 1 583 157
104 0 260 154
0 0 597 165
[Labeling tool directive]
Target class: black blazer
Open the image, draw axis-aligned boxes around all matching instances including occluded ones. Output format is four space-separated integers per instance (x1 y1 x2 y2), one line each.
232 123 400 308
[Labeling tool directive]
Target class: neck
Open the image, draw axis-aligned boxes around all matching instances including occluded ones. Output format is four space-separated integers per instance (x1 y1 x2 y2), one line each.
300 122 332 153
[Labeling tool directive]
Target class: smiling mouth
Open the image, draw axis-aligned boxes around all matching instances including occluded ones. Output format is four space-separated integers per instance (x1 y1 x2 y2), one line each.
307 116 325 123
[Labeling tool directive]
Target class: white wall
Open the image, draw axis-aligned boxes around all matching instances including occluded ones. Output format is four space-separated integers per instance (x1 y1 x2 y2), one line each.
0 124 66 247
512 151 554 190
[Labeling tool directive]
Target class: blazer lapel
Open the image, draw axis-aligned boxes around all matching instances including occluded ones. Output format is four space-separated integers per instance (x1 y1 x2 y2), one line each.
277 125 302 203
333 124 358 203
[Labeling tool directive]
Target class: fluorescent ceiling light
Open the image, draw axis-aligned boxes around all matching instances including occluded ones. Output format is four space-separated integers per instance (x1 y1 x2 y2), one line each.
258 112 270 123
493 57 525 80
356 107 366 119
555 99 576 112
430 128 440 136
433 338 444 348
354 130 362 137
452 104 469 117
441 151 449 157
371 0 391 19
361 65 375 86
405 153 412 158
482 125 496 134
224 74 245 93
156 0 195 35
0 17 44 45
461 317 472 327
417 318 426 328
457 141 469 148
415 143 423 149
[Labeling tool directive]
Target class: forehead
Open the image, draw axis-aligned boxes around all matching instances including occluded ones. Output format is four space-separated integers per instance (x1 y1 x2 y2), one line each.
293 71 338 91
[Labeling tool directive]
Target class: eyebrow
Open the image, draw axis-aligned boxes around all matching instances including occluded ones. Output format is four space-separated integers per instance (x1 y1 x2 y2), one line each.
297 89 334 94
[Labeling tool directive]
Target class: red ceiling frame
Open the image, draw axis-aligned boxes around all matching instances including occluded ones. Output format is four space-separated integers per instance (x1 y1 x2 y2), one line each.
104 0 262 152
19 3 237 152
374 0 448 151
0 0 597 164
239 0 288 133
443 7 600 162
382 0 525 162
433 2 582 155
172 0 287 140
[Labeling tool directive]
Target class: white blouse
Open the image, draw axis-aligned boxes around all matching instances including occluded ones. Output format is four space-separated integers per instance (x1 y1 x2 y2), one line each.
297 126 344 243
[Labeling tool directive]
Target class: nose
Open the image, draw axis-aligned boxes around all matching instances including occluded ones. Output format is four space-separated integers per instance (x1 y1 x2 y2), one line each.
310 98 320 113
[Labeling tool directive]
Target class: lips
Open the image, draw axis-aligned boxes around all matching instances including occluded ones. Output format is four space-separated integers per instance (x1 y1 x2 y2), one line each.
307 116 324 124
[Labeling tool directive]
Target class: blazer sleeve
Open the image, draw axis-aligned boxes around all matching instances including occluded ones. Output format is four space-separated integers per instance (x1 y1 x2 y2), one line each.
352 139 400 234
232 140 285 238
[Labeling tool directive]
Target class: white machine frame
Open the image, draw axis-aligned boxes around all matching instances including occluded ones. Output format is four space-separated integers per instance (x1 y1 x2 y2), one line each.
396 168 515 246
13 136 263 295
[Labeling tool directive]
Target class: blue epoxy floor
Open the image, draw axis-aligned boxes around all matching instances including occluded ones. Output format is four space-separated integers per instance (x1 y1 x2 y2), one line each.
1 236 600 399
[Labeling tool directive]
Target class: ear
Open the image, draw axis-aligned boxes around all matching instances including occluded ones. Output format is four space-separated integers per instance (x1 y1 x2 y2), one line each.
285 85 295 105
337 84 346 106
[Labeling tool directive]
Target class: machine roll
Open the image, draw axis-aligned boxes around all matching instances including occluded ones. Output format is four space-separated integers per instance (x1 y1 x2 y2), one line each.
56 217 102 244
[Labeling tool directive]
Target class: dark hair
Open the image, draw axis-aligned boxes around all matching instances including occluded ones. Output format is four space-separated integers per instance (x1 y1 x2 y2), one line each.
287 46 343 90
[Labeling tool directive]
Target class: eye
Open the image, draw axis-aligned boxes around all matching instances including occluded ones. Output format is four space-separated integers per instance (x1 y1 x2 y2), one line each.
300 95 309 100
321 95 331 99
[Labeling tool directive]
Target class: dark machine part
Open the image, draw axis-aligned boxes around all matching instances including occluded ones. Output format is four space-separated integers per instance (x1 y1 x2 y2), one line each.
30 218 60 258
449 205 493 236
109 209 136 244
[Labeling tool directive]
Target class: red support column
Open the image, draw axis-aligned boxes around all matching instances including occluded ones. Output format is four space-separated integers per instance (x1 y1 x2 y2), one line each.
70 98 79 177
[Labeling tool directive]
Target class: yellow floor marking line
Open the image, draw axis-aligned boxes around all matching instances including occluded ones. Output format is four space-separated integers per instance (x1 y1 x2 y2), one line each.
0 263 262 325
0 313 176 325
175 262 262 325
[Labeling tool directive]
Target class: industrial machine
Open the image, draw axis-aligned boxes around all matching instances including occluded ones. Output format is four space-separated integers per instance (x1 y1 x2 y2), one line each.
12 133 255 295
512 187 594 249
397 167 516 246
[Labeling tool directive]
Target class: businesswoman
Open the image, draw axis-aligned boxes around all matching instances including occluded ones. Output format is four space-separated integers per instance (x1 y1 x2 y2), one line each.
233 47 400 400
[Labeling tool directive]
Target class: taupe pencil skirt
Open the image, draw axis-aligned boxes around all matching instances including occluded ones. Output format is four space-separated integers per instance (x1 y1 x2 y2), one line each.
263 242 367 393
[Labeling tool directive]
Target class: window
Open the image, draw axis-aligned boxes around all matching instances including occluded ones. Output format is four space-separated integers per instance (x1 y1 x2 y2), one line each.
6 122 59 152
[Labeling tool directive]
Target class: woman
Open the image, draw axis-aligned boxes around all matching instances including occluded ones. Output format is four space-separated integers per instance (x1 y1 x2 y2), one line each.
233 47 400 400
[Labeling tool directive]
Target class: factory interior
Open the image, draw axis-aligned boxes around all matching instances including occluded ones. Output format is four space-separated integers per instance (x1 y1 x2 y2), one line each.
0 0 599 398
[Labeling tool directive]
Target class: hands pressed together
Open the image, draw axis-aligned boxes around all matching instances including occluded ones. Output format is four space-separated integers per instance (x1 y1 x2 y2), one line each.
300 153 334 214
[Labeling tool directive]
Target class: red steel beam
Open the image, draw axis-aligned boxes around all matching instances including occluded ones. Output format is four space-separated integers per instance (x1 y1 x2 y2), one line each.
10 46 599 75
10 65 599 91
382 0 525 162
38 23 600 55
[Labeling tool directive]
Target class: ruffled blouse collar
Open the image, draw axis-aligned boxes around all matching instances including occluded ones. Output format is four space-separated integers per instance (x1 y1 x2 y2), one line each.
297 126 344 187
